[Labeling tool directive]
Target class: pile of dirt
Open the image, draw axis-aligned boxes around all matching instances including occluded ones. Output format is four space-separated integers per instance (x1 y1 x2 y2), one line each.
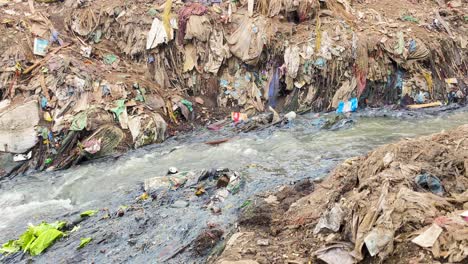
215 124 468 264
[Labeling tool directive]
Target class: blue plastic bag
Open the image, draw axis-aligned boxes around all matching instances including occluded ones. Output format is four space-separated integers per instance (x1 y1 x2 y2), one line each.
336 98 358 114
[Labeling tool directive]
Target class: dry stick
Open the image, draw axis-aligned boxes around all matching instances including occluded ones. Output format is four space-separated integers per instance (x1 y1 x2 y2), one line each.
28 0 36 14
455 138 465 151
204 137 234 145
160 243 191 262
40 74 50 100
23 43 72 74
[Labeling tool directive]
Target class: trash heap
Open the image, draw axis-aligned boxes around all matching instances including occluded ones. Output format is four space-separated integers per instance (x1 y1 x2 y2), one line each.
1 0 467 176
309 124 468 263
215 124 468 263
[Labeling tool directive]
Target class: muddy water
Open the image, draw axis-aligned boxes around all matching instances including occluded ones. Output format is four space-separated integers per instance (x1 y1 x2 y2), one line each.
1 109 468 263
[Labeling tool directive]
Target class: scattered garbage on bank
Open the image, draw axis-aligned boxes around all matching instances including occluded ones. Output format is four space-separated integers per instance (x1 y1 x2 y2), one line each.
0 206 102 258
215 124 468 264
143 168 243 206
0 0 466 177
77 237 92 249
0 221 67 256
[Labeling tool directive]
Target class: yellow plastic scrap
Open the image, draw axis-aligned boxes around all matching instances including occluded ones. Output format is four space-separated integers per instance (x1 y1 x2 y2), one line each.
1 18 15 25
195 186 205 196
315 14 322 53
407 101 442 109
43 112 53 122
139 192 149 201
162 0 173 40
445 78 458 84
15 62 23 72
422 70 433 98
166 100 178 124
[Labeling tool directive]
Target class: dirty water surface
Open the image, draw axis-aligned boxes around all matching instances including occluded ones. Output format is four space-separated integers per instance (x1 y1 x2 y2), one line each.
1 109 468 263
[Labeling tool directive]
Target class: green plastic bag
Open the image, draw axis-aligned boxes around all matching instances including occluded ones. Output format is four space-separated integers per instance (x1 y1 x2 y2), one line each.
70 111 88 131
28 229 63 256
80 210 98 218
0 221 65 256
78 238 92 249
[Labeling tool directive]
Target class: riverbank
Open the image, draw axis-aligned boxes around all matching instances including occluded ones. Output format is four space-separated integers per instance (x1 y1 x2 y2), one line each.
214 124 468 264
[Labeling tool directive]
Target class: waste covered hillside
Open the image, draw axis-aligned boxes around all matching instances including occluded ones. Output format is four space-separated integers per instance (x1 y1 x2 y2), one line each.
0 0 467 176
215 124 468 264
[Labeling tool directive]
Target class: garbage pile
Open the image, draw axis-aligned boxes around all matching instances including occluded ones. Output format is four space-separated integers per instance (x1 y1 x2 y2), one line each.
215 124 468 263
1 0 467 176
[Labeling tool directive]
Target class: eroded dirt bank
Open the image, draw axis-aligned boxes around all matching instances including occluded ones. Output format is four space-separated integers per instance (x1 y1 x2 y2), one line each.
215 124 468 264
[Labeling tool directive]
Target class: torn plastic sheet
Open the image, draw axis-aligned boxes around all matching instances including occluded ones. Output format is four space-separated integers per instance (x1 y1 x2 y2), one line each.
315 242 356 264
411 223 443 248
0 100 40 153
314 203 343 234
364 227 394 256
147 17 172 50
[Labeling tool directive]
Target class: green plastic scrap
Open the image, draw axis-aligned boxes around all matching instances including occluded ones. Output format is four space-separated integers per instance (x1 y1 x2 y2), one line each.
402 15 419 23
93 30 102 43
227 175 242 194
240 200 251 209
395 31 404 55
38 127 49 139
180 99 193 112
70 111 88 131
78 238 92 249
80 210 98 218
110 100 126 121
0 221 66 256
103 54 118 65
28 229 63 256
148 8 158 17
0 240 21 255
135 88 146 102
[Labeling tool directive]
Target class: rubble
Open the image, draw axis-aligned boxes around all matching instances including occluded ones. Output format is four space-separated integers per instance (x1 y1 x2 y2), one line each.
215 124 468 263
0 0 467 176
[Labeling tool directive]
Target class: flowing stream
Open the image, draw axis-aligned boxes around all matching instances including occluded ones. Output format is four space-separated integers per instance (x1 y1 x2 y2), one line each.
1 108 468 263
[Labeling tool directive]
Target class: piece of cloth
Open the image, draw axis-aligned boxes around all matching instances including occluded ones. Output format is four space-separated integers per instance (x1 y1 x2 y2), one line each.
267 68 280 107
284 45 300 79
415 173 444 196
183 44 197 72
185 15 211 42
205 30 230 74
177 3 207 45
227 15 266 65
332 78 357 108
